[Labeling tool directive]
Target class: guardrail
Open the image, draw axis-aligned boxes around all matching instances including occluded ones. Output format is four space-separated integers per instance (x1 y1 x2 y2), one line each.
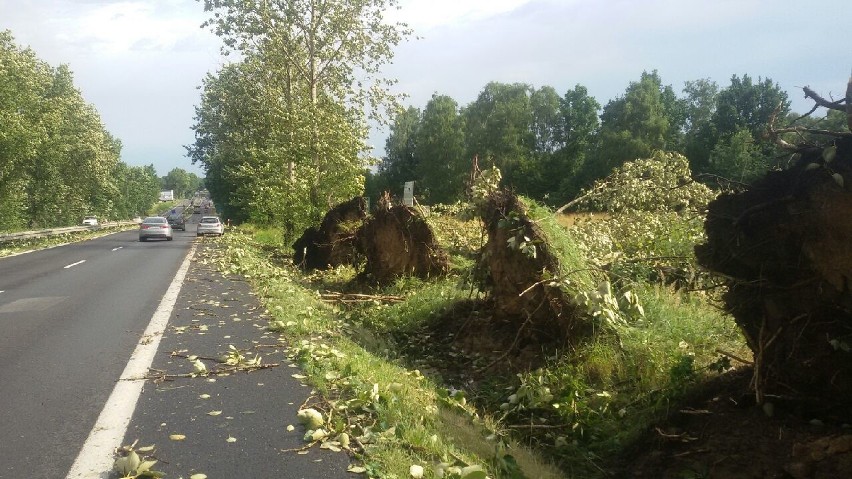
0 221 138 243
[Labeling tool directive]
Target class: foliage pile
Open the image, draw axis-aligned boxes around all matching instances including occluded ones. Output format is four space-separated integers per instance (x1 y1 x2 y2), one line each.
565 152 716 287
292 197 367 271
696 134 852 407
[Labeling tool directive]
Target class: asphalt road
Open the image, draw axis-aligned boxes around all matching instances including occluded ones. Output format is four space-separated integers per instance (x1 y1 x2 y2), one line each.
0 223 352 478
0 226 195 478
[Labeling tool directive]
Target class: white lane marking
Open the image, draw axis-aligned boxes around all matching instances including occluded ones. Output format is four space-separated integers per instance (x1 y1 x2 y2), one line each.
64 260 86 269
65 243 197 479
112 247 123 251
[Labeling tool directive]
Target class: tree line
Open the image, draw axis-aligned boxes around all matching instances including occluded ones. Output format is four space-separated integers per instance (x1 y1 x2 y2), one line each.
186 0 846 239
160 167 205 200
369 72 848 208
0 30 163 231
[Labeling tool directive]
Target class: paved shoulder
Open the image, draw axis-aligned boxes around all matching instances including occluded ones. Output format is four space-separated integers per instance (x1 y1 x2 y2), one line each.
122 241 351 478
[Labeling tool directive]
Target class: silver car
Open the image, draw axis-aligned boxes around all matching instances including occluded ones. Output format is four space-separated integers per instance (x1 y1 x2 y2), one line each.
139 216 173 241
197 216 224 236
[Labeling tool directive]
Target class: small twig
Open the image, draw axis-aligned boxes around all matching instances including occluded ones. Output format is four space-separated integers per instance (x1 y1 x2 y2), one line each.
715 348 753 365
679 408 713 415
320 292 405 303
506 424 568 429
170 352 222 362
654 427 698 442
142 363 280 381
280 440 320 453
673 448 711 458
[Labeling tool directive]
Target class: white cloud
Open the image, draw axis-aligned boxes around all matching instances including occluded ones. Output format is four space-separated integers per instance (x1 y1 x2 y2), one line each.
390 0 540 31
50 1 211 55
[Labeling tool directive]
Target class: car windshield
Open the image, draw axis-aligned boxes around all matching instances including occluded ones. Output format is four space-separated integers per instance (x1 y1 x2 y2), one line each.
143 217 166 224
201 218 220 224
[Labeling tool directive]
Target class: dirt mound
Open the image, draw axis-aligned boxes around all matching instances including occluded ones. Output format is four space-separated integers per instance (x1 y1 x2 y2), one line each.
695 137 852 407
478 190 588 345
292 197 367 270
355 201 448 283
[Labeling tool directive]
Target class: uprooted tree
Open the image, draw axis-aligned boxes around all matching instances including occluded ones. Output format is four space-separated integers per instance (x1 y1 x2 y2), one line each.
355 193 449 283
696 78 852 406
293 197 367 270
479 190 590 348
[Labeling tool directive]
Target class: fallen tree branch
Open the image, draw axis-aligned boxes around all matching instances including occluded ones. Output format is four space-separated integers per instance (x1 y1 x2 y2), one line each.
715 348 753 365
802 85 846 112
144 363 281 381
319 292 405 304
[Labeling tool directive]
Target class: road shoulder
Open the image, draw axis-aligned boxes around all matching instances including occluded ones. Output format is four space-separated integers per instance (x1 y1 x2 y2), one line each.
121 240 352 478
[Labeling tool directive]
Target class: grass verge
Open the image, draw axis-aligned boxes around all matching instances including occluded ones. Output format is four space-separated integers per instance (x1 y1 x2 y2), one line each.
210 218 747 478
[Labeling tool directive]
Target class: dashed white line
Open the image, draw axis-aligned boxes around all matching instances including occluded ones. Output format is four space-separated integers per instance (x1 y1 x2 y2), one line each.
64 260 86 269
65 243 196 479
112 247 123 251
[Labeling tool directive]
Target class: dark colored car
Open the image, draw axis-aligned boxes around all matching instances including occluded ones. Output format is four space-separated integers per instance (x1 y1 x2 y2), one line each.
167 214 186 231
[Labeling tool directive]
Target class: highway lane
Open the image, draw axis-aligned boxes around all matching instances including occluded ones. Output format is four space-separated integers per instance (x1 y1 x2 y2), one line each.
0 228 196 478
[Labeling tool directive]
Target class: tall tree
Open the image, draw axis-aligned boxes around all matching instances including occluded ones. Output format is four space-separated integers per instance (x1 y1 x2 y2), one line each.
197 0 411 236
682 78 720 173
689 74 789 177
517 85 564 201
0 30 128 229
162 168 203 199
414 94 466 203
585 71 677 183
552 85 600 202
377 105 421 195
463 82 535 190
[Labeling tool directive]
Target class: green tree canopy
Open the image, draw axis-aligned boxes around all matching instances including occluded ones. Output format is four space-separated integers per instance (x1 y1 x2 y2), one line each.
194 0 411 237
414 94 466 203
0 30 155 230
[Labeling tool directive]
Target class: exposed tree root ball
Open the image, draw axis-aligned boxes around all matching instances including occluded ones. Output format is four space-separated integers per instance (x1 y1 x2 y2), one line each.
292 197 367 270
696 137 852 406
355 203 449 283
478 190 589 345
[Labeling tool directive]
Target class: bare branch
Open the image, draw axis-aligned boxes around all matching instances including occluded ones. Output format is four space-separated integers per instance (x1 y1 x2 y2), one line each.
764 103 798 151
802 85 846 112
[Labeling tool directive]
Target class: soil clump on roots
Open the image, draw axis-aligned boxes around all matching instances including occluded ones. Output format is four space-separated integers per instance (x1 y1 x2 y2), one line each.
292 197 367 270
355 196 449 283
695 136 852 411
476 190 589 347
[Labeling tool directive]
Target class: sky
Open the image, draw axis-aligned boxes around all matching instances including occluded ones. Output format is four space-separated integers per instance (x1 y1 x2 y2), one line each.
1 0 850 178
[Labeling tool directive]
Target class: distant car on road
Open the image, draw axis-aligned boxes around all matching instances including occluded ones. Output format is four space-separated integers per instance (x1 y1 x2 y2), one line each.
139 216 173 242
196 216 224 237
167 214 186 231
82 216 98 226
